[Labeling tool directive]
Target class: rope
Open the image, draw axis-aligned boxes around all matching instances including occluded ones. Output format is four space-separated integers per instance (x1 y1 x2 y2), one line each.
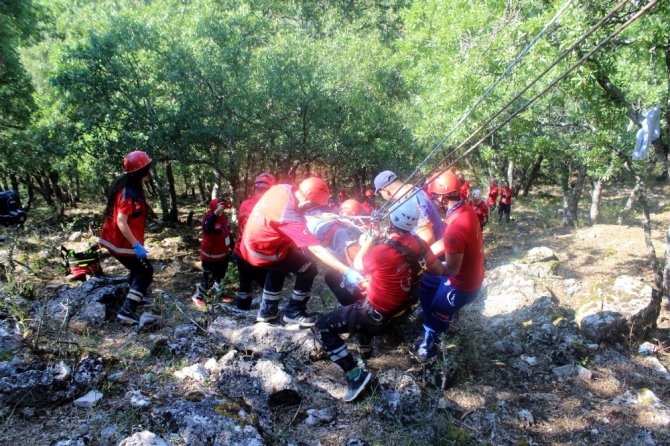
378 0 576 215
377 0 653 220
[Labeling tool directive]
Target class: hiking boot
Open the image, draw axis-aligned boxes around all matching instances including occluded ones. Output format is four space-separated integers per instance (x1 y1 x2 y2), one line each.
343 368 372 402
117 299 139 324
256 307 279 322
235 297 252 311
283 312 317 328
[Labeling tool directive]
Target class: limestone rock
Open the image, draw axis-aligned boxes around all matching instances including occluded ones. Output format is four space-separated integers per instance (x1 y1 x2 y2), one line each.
481 264 554 317
138 313 161 332
576 275 659 343
148 398 264 445
374 369 422 425
118 431 169 446
525 247 558 263
208 317 319 361
174 363 209 382
73 390 103 408
69 302 106 333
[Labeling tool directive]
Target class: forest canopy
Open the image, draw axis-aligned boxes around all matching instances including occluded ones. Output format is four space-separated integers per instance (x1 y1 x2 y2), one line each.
1 0 668 226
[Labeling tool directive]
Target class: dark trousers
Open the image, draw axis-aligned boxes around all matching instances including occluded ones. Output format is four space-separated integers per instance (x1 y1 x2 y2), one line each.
314 299 391 372
233 253 267 299
114 254 153 297
261 249 318 317
498 204 511 222
200 258 229 289
324 268 363 306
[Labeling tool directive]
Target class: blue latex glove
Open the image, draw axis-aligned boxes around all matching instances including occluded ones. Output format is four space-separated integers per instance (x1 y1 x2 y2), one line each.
132 241 149 260
344 268 364 286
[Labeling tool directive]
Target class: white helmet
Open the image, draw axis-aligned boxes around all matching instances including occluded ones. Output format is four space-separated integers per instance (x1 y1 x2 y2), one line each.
472 189 482 198
389 199 420 231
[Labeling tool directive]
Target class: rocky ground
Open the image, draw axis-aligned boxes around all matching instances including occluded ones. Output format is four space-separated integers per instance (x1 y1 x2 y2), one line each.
0 185 669 446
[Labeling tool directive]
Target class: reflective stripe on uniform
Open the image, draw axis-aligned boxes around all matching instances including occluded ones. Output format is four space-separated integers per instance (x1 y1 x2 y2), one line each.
199 249 229 259
327 344 350 362
243 239 281 262
98 237 135 255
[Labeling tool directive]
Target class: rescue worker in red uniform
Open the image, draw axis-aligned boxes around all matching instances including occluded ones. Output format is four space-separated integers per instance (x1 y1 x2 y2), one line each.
232 172 275 310
240 177 364 327
99 150 153 324
487 178 499 211
313 199 446 402
456 171 470 201
191 198 232 308
360 189 378 216
418 170 484 360
498 179 513 223
470 189 489 230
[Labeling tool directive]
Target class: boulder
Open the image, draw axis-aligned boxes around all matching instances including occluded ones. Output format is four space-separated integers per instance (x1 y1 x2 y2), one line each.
208 318 319 361
576 275 660 343
69 302 106 333
0 319 23 356
374 369 422 425
73 390 103 408
481 264 554 317
148 398 264 445
525 247 559 263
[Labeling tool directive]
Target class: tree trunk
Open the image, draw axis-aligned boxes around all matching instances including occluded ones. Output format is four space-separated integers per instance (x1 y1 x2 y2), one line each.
663 225 670 302
636 178 663 290
617 182 640 225
506 160 514 189
10 173 19 192
563 164 586 227
197 176 208 204
590 177 605 224
522 155 543 197
149 165 169 222
165 161 179 223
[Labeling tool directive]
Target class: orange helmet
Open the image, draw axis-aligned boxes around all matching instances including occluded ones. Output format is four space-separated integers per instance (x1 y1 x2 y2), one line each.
254 172 275 187
123 151 152 173
340 199 363 217
298 177 330 206
365 189 375 198
427 170 459 195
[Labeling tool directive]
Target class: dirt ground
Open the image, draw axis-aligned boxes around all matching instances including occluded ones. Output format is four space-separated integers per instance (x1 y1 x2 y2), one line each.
1 183 669 445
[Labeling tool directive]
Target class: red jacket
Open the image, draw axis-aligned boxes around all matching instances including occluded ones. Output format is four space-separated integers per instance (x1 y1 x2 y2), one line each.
487 186 499 206
499 186 513 206
240 184 319 267
200 199 231 262
99 186 146 257
233 194 263 257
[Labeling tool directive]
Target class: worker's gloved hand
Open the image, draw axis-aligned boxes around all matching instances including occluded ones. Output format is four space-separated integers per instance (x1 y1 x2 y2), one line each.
344 268 364 286
132 242 149 260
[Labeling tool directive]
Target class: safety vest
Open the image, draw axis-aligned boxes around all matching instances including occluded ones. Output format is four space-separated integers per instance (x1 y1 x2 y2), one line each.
233 194 262 257
240 184 304 266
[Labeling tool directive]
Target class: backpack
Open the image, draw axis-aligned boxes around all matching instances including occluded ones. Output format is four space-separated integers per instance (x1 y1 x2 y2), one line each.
60 244 103 281
380 235 428 309
0 190 27 226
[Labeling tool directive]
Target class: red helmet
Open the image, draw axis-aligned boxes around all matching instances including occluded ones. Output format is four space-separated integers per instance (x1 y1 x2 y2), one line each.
365 189 375 198
298 177 330 206
340 199 363 217
427 170 459 195
254 172 275 187
123 150 152 173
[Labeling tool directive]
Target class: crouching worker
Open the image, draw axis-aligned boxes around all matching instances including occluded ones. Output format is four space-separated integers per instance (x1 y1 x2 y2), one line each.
191 198 232 308
313 200 445 402
240 177 363 327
